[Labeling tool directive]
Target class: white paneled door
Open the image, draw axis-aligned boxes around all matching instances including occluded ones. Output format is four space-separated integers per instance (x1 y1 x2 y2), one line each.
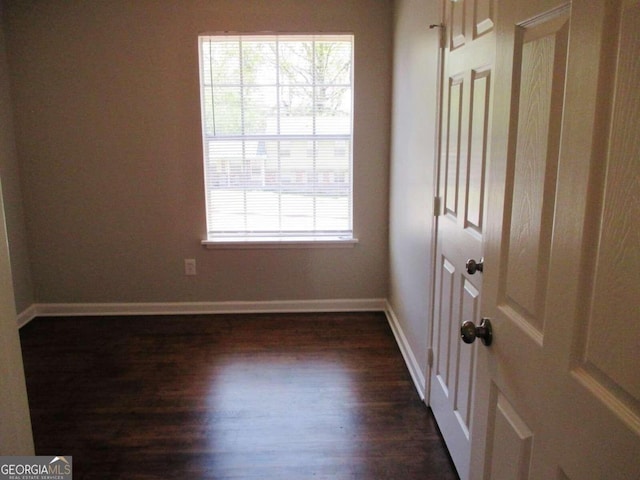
430 0 495 478
432 0 640 478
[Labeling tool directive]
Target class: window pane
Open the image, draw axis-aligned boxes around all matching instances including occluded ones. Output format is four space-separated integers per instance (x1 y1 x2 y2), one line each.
213 87 241 135
242 86 277 135
279 86 314 127
245 190 280 232
242 40 277 85
315 41 352 85
278 41 313 85
199 34 354 240
202 86 214 135
315 86 351 117
207 40 241 84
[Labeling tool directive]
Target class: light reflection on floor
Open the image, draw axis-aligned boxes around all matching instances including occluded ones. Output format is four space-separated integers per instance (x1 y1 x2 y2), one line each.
203 354 364 477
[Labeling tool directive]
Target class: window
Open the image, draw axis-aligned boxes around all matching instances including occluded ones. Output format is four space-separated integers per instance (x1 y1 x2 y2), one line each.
198 34 355 246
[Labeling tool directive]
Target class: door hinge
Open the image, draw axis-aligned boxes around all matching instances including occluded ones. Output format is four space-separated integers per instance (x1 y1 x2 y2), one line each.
433 196 442 217
427 347 434 368
429 23 446 49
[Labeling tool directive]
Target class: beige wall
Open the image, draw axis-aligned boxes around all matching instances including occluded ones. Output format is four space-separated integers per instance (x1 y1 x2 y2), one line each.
388 0 441 377
0 2 32 313
3 0 392 305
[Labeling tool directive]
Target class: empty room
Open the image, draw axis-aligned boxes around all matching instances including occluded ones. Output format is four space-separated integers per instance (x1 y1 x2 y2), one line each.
0 0 638 479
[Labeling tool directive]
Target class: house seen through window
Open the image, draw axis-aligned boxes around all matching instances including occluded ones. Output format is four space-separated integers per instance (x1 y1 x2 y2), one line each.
198 34 354 244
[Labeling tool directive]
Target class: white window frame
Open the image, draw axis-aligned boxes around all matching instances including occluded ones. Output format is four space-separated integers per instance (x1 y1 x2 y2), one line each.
197 33 357 249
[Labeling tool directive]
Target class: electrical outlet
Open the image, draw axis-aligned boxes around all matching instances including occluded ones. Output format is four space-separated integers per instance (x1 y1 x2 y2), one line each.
184 258 196 276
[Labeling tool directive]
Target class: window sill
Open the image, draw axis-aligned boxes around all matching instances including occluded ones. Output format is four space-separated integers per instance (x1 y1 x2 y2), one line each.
202 236 359 249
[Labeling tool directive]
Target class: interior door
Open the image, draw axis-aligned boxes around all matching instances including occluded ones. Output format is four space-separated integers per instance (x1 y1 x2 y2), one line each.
430 0 495 478
467 0 640 478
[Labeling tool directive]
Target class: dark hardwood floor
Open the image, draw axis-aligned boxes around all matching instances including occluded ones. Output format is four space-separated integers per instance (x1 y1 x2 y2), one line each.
19 311 459 479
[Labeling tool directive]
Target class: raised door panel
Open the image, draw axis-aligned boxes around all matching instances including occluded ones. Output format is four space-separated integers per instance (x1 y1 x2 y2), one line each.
474 0 495 38
486 390 533 480
581 1 640 406
454 278 480 436
450 0 467 50
549 3 640 477
465 69 490 233
499 11 569 340
569 0 640 449
444 76 465 218
435 256 457 396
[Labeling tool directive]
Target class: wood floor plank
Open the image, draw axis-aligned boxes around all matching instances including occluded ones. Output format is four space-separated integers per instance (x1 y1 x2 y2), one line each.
19 312 459 479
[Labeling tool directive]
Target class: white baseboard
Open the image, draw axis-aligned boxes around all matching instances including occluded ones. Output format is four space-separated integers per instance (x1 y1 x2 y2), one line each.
16 304 38 328
19 298 387 322
384 300 427 401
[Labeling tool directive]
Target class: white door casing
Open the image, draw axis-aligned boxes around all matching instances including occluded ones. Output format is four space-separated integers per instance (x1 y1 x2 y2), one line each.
0 177 34 454
468 0 640 478
430 0 495 477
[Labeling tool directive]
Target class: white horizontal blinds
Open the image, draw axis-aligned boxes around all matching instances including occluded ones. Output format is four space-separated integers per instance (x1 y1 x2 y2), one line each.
199 34 353 239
